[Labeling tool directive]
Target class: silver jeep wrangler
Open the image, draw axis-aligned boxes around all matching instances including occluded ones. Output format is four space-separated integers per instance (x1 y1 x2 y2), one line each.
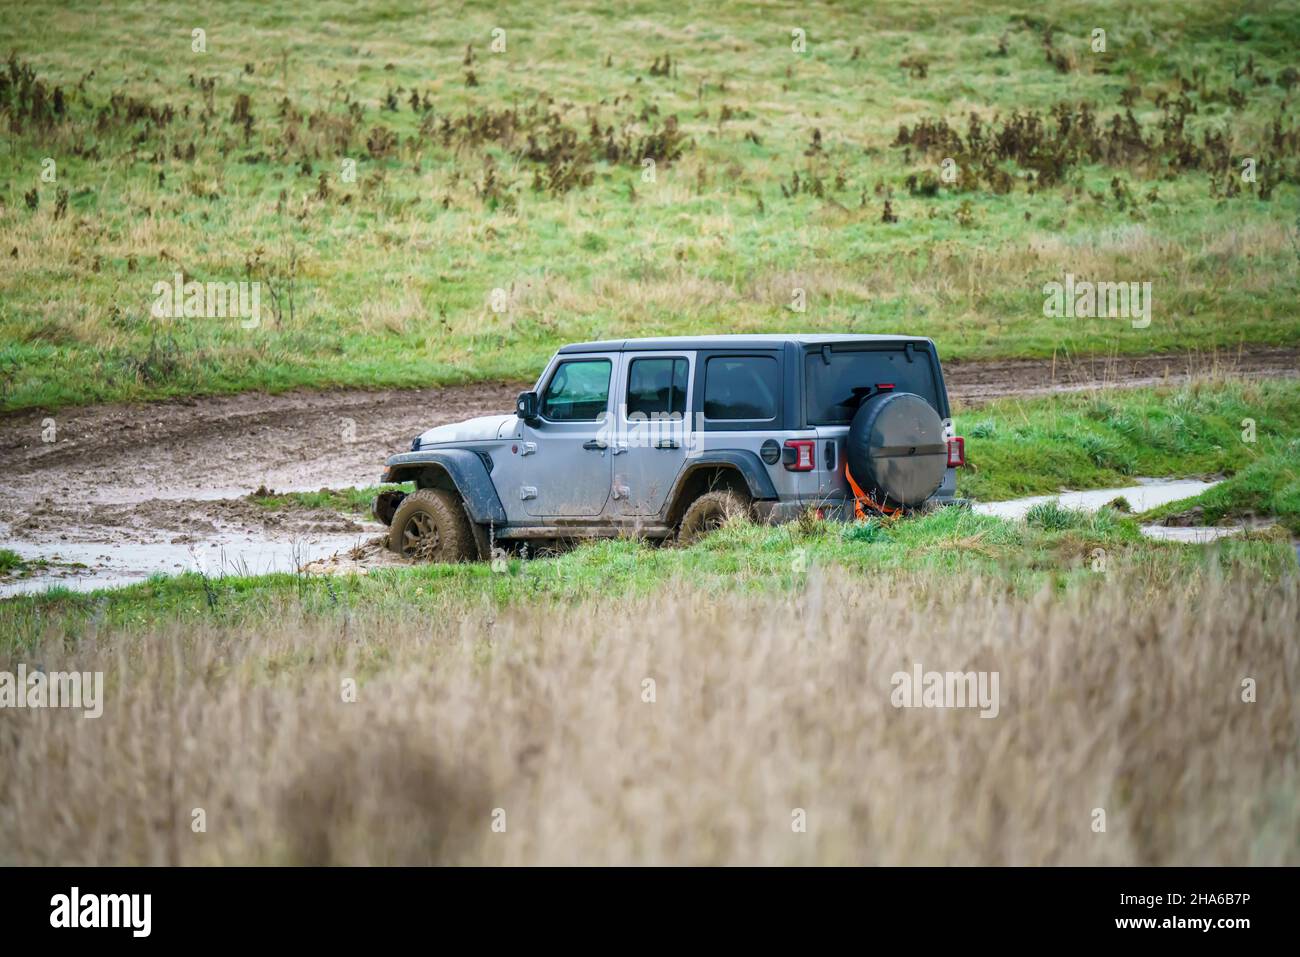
376 334 965 561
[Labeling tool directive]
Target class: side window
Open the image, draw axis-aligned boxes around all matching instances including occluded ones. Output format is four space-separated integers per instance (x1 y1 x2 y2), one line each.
541 359 612 422
626 357 688 418
704 356 778 421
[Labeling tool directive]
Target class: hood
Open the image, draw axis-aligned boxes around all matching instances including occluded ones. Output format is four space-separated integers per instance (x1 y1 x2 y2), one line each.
415 414 516 448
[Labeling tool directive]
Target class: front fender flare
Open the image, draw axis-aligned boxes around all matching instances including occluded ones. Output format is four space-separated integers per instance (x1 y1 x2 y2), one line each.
384 448 507 526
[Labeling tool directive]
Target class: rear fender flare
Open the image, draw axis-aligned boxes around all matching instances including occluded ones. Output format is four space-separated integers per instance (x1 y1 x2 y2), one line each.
665 450 778 519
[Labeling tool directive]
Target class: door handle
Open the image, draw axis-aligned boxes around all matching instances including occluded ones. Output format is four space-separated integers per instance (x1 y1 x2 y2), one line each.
655 439 680 450
611 445 628 455
582 440 607 451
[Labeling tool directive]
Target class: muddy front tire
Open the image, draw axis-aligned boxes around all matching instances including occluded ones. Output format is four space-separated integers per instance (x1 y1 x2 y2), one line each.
387 488 477 562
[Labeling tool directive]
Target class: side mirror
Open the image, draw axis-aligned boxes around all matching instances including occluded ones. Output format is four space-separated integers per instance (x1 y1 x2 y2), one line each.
516 390 540 423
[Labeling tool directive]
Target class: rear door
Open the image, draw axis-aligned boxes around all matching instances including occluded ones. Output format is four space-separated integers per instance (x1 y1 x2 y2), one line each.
613 351 694 516
520 353 617 517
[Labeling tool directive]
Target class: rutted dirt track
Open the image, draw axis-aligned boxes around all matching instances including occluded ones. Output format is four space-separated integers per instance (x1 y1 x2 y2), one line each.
0 380 520 506
940 347 1300 404
1 349 1296 594
0 380 520 593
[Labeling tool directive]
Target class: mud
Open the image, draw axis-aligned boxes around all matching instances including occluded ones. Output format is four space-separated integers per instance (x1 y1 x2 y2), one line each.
0 380 522 506
0 381 517 595
1 351 1294 595
942 346 1299 406
299 535 409 577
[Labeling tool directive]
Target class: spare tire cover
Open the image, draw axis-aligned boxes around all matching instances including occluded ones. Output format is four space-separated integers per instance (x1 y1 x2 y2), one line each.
845 392 946 507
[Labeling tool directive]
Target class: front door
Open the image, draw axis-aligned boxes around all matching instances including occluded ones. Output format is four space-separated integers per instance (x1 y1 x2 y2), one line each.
521 354 616 517
613 352 694 517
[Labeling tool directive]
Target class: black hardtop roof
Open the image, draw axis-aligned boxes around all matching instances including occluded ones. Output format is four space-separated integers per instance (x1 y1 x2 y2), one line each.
557 334 935 354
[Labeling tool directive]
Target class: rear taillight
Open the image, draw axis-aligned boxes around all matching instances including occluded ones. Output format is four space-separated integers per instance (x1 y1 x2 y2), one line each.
783 439 816 471
947 436 965 468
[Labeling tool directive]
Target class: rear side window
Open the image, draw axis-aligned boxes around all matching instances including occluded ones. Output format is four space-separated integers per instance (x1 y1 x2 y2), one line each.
626 357 689 417
804 348 940 425
542 359 611 421
704 356 779 420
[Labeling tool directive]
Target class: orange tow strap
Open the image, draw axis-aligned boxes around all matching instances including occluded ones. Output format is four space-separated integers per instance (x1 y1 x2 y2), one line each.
845 464 900 521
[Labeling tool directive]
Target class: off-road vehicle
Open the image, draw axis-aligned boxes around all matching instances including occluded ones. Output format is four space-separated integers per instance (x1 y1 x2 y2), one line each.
375 334 965 561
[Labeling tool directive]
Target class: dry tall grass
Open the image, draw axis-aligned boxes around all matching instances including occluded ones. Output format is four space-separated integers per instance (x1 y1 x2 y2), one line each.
2 569 1297 865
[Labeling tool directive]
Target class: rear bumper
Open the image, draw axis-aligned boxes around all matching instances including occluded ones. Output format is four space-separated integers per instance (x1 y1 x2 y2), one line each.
758 492 961 524
758 466 960 523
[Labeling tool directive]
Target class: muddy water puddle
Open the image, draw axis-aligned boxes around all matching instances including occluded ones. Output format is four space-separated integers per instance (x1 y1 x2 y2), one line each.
0 526 384 598
0 491 386 598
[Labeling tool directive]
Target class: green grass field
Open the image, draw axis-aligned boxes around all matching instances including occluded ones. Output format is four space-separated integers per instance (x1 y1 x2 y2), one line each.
2 0 1298 410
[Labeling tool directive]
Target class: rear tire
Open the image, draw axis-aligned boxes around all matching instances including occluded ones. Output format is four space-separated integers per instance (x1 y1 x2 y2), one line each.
387 488 477 562
677 490 750 545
